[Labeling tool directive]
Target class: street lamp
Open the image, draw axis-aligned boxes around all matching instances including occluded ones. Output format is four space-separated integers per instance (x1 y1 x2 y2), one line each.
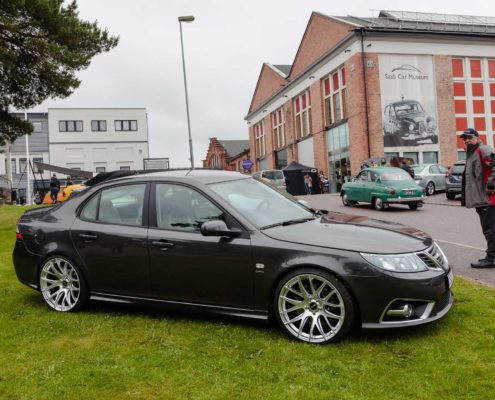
178 15 195 169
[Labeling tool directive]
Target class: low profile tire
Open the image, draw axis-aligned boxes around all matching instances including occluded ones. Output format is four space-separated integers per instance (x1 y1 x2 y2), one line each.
39 256 88 312
446 192 456 200
373 197 385 211
274 269 355 344
426 181 435 196
408 202 419 210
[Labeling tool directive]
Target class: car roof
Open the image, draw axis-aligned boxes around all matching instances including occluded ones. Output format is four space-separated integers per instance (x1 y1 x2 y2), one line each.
363 167 406 173
390 100 419 106
92 169 249 187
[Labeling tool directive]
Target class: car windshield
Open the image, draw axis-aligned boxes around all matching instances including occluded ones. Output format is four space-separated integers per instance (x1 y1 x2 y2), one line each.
209 178 313 228
395 102 424 114
380 171 414 181
262 171 284 180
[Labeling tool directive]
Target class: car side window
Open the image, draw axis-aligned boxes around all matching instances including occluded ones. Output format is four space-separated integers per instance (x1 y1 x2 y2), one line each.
429 165 440 174
358 171 368 181
370 172 377 182
80 194 99 221
156 183 225 232
94 184 146 226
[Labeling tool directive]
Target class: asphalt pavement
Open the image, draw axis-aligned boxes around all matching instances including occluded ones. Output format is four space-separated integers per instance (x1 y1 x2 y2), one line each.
297 192 495 288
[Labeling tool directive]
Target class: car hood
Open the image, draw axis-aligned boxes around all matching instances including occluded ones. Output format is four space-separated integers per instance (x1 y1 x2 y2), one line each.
261 211 431 254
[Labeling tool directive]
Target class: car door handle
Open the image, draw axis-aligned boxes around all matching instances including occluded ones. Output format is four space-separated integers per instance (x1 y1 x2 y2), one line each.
79 233 98 241
151 240 175 249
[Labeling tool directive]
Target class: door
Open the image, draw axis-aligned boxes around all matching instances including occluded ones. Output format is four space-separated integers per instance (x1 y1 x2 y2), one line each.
148 183 254 308
430 165 447 191
71 183 150 296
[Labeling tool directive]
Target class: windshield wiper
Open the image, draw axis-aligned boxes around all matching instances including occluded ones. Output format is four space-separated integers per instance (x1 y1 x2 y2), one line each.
261 217 316 230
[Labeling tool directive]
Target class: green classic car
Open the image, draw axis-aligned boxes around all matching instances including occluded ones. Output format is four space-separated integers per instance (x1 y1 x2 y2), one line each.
341 167 426 210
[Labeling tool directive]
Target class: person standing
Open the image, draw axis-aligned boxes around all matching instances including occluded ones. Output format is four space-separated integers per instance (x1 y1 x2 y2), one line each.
304 174 313 195
461 128 495 268
49 173 60 204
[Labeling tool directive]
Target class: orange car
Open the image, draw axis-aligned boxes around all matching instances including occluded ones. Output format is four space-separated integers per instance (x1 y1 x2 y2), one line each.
42 184 86 204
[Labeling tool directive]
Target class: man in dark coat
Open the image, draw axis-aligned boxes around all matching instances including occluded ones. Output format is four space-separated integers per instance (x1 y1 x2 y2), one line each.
461 128 495 268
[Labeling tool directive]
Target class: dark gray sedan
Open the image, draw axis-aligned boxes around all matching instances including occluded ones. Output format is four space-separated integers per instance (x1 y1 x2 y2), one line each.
13 170 453 344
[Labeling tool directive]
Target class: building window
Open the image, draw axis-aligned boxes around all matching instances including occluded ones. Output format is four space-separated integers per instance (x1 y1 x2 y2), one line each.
294 91 311 139
322 67 346 128
19 158 27 173
91 120 107 132
59 120 83 132
32 122 42 132
452 57 495 149
115 120 138 131
119 166 131 171
254 121 265 157
32 158 44 173
10 159 16 174
95 166 106 173
271 108 285 149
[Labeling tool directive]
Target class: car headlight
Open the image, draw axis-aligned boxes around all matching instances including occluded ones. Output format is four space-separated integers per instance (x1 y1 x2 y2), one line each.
409 123 415 131
360 252 428 272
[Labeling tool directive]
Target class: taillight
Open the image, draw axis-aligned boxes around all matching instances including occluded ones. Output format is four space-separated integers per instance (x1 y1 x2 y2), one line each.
422 188 427 193
16 226 22 240
389 190 396 195
62 191 66 197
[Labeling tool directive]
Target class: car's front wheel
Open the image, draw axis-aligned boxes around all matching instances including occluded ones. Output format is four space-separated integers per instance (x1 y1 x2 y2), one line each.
274 269 355 344
39 256 88 312
426 181 435 196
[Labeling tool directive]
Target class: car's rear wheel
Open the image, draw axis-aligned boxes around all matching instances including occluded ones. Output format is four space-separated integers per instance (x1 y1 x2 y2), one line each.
39 256 88 312
408 203 419 210
274 269 355 344
446 192 456 200
373 197 385 211
426 181 435 196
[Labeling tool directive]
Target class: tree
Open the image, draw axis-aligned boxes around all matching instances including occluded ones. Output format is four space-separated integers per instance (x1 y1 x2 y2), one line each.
0 0 119 145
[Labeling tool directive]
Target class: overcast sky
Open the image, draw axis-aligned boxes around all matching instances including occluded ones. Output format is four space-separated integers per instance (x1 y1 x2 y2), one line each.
34 0 495 168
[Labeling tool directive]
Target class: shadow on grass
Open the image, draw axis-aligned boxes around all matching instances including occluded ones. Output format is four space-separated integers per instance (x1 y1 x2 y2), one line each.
19 290 446 345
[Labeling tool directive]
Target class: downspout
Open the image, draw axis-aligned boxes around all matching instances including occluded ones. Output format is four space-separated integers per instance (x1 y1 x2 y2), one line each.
360 28 371 158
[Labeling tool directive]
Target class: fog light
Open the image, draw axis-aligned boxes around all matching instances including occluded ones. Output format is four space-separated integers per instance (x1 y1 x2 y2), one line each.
386 303 413 318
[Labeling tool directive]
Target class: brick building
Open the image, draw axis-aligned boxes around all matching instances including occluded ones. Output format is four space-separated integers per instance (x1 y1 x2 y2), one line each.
202 138 250 172
245 10 495 191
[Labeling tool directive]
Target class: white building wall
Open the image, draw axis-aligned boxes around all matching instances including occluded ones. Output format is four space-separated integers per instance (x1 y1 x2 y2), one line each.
48 108 149 172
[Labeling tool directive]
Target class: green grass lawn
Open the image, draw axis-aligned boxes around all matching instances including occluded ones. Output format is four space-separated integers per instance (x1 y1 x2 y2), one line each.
1 205 494 399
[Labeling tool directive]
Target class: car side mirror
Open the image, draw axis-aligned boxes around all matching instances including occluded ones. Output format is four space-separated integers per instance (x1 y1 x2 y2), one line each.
376 177 381 184
200 220 241 238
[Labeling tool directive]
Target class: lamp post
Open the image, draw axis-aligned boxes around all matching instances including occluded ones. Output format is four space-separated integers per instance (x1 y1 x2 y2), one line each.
178 15 195 169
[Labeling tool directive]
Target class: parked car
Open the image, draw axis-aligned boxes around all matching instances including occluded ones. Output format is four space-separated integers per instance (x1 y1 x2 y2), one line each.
252 169 286 191
42 184 86 204
341 167 426 210
445 160 466 200
412 164 449 196
383 100 438 146
13 169 453 344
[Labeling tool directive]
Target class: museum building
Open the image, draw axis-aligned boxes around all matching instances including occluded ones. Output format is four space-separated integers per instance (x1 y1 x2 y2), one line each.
245 10 495 191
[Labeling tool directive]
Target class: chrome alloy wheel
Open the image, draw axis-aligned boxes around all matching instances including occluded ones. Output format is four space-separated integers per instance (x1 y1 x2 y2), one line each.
277 273 346 343
40 257 81 312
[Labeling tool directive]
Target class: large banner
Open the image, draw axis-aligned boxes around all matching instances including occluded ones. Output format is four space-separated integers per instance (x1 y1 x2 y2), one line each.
379 54 439 148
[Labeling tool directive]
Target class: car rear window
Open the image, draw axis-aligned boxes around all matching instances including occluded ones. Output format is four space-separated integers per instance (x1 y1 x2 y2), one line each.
452 164 465 174
262 171 284 180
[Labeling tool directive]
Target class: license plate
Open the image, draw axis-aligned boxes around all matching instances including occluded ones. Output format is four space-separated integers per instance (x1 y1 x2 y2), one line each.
447 269 454 288
403 190 415 196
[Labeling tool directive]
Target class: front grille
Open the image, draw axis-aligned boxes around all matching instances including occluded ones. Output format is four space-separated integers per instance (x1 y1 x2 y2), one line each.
416 242 448 270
